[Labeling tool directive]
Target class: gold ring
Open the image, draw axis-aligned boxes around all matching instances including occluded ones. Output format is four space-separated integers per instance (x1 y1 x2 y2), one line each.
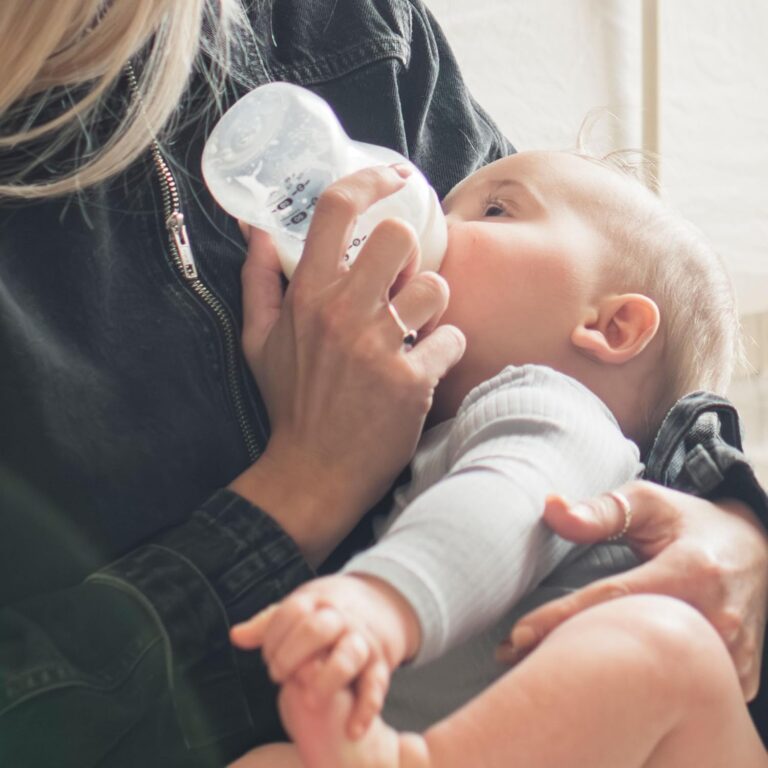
387 303 418 348
605 491 632 541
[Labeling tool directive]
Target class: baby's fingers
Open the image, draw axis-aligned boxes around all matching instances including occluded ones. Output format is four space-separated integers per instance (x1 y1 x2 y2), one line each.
292 656 325 688
307 631 371 707
258 593 317 665
230 604 279 649
270 606 347 683
348 659 391 740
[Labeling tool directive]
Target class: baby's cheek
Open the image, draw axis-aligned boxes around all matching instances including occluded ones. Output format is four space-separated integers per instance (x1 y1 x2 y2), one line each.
523 256 585 306
439 228 476 276
554 259 593 305
437 238 478 313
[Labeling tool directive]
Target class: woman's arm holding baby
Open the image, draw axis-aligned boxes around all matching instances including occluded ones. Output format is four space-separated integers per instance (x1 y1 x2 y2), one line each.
231 165 465 566
504 483 768 701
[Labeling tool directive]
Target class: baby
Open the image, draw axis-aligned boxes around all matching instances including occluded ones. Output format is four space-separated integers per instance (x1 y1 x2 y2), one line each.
229 151 764 767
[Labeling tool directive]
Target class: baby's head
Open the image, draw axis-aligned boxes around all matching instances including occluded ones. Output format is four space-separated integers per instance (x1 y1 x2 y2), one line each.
433 150 739 452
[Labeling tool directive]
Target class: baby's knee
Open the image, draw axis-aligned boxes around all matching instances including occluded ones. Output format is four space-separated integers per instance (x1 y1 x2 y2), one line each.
574 595 734 705
598 594 715 653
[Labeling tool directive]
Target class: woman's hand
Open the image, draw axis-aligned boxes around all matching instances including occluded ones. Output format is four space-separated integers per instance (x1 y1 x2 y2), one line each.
230 165 465 566
499 480 768 700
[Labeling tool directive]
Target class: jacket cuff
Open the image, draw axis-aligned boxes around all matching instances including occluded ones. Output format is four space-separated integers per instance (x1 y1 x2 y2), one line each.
87 489 313 748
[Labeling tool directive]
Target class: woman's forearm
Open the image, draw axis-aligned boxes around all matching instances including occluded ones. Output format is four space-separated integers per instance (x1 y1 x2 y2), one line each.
0 488 313 766
229 446 371 568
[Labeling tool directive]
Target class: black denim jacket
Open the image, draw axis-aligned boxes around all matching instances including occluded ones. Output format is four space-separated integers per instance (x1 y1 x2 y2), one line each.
0 2 764 765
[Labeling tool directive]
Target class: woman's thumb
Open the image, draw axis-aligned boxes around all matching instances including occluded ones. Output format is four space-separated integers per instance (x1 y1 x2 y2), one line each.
543 482 679 557
542 493 627 543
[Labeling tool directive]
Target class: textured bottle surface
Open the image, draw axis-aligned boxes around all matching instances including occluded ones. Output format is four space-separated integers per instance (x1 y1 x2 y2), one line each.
202 82 447 278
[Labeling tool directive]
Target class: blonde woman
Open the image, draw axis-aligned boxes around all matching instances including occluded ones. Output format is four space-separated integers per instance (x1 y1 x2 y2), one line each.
0 2 766 767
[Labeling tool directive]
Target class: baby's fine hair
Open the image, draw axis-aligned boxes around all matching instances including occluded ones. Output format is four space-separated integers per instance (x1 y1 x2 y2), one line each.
578 151 742 443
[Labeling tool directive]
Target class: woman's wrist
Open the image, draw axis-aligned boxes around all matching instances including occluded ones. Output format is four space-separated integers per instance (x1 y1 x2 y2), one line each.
228 442 368 567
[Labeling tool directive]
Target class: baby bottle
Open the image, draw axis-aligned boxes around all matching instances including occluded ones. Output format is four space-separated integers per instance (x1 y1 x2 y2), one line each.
201 82 447 278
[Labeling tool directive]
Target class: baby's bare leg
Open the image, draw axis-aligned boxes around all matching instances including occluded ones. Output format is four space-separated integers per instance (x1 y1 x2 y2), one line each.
228 742 303 768
285 594 766 768
420 594 766 768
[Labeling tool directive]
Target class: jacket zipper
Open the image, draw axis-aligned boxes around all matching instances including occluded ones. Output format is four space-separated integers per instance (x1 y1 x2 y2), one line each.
127 66 263 463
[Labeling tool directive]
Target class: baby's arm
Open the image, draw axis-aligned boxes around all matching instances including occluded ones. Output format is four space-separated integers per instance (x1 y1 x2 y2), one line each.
231 573 420 737
342 367 642 665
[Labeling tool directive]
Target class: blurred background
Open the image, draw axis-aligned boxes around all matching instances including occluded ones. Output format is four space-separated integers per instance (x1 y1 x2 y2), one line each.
427 0 768 481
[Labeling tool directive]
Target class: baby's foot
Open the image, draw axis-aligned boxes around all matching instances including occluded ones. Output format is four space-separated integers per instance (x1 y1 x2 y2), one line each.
279 682 429 768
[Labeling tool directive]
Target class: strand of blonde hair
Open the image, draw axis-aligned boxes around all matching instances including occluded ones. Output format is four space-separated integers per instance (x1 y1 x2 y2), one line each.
0 0 246 199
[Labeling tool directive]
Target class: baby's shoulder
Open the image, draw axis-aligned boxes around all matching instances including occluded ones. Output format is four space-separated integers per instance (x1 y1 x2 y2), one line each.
450 364 638 462
456 363 603 422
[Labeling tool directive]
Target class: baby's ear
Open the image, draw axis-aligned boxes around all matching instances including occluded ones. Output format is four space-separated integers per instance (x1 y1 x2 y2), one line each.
571 294 660 365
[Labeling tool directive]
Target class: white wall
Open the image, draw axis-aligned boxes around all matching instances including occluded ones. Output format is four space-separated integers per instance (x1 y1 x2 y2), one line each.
661 1 768 315
426 1 641 151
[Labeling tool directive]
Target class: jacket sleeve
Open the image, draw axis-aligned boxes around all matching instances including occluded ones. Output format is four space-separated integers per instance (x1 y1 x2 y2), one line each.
0 488 313 768
644 391 768 526
646 395 768 744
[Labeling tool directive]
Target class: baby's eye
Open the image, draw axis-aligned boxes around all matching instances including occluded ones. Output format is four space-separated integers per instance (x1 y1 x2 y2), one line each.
483 198 509 218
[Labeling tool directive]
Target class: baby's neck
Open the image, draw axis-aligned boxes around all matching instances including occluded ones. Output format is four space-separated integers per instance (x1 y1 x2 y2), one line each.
561 352 663 454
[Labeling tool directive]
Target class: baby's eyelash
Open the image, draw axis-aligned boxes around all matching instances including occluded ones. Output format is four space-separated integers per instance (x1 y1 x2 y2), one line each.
482 196 511 218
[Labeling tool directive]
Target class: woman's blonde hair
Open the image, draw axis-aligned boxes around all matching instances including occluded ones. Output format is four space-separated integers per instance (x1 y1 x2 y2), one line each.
0 0 247 199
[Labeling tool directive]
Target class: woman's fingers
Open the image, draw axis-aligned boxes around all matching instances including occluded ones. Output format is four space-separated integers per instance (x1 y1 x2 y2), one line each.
717 610 760 700
499 562 664 662
387 271 450 341
347 217 420 303
511 484 768 701
708 501 768 700
502 557 764 699
406 323 466 383
542 481 680 557
736 628 763 702
294 164 411 285
242 165 412 359
240 227 285 361
522 484 691 656
236 162 464 562
502 549 762 703
507 484 679 658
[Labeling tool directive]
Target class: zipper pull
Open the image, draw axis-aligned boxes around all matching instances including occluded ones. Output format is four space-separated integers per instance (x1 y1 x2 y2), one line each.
167 212 198 280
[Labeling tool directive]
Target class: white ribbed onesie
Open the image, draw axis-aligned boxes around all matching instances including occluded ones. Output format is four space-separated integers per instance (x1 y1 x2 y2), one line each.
342 364 642 730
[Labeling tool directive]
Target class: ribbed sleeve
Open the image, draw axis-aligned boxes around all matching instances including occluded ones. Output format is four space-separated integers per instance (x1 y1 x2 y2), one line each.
343 365 641 664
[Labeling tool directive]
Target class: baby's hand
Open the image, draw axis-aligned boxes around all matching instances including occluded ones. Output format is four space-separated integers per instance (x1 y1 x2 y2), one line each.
231 574 420 738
